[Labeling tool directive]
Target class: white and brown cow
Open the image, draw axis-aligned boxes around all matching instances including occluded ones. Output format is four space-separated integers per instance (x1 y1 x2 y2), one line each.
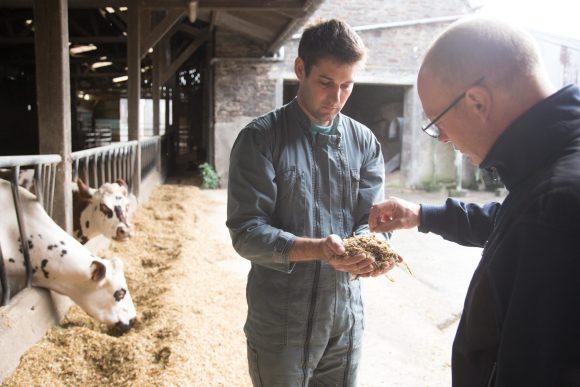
73 178 133 244
0 179 136 332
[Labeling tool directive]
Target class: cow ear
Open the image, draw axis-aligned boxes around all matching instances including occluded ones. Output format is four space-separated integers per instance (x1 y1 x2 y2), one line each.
77 178 93 198
116 179 128 196
116 179 128 190
90 260 107 282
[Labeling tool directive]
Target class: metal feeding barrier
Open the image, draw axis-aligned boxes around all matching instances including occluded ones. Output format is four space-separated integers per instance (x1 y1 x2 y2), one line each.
0 155 61 306
71 141 138 192
0 138 164 306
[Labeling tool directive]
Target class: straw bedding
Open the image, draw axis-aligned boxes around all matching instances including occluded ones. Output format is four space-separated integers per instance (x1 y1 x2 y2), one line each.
2 182 250 386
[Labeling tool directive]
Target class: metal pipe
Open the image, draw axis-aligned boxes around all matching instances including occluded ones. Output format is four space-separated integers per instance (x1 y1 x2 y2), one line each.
0 240 9 306
9 168 33 289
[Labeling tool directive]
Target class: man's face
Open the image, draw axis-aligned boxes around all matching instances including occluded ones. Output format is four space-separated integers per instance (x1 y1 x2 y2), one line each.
295 56 359 126
418 73 488 165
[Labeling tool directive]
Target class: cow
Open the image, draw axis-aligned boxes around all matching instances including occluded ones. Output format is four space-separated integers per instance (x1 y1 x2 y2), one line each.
72 178 133 244
0 178 136 332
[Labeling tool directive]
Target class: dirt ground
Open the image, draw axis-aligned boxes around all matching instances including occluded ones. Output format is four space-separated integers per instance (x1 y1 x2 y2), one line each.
2 178 504 386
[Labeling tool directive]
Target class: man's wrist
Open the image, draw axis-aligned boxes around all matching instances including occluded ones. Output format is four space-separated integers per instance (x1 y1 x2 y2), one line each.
289 237 326 262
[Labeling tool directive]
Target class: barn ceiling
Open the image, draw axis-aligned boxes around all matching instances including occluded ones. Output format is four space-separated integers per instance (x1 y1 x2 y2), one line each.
0 0 323 95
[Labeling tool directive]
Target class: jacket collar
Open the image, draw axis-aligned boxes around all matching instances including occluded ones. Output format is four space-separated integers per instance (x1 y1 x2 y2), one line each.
289 98 344 139
480 84 580 191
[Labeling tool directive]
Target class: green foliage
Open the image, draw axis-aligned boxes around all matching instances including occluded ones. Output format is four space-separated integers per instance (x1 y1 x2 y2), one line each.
199 162 220 189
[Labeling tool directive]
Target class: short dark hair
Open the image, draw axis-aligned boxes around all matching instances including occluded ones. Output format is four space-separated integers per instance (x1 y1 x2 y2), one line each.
298 19 367 75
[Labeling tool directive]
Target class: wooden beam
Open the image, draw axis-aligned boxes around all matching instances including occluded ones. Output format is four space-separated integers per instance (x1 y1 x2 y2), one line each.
140 8 185 59
214 12 273 42
71 72 126 78
33 0 73 232
160 31 208 85
127 0 141 197
0 0 305 9
209 10 217 31
178 23 203 37
139 6 148 51
152 44 160 136
144 0 305 12
70 35 126 43
268 0 324 53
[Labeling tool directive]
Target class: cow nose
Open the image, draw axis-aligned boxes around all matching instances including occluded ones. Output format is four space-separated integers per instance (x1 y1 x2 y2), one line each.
116 225 132 240
114 317 136 333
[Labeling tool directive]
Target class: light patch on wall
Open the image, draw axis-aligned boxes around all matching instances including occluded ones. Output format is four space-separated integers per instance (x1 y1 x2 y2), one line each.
478 0 580 40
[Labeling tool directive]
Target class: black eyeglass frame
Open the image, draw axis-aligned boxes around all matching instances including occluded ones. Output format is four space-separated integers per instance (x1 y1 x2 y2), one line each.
421 77 486 138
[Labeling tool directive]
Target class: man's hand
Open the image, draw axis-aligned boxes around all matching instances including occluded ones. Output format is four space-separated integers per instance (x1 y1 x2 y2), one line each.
289 234 375 276
322 235 376 276
368 197 421 233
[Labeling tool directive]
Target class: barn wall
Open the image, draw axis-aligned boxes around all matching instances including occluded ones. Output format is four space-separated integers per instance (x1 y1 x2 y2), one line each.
532 31 580 88
212 0 474 189
212 29 284 185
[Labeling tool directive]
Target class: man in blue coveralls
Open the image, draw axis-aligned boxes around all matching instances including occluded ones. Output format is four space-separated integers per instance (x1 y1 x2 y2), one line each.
227 18 390 386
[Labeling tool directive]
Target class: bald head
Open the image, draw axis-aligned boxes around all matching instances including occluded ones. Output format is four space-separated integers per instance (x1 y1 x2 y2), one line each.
416 17 556 165
419 17 548 94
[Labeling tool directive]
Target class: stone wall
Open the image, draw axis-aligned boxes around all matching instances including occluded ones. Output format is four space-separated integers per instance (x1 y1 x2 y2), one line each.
212 29 284 184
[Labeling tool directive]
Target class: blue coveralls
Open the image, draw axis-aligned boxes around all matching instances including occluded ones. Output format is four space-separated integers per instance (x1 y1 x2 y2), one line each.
226 99 385 386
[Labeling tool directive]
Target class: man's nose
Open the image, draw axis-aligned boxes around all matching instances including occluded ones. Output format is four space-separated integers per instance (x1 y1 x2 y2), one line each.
328 86 340 103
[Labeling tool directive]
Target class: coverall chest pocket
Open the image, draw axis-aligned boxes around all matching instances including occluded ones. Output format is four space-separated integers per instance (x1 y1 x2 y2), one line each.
275 166 306 234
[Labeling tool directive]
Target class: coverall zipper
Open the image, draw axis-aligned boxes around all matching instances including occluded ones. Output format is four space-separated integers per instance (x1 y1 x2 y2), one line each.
302 260 321 386
302 140 322 385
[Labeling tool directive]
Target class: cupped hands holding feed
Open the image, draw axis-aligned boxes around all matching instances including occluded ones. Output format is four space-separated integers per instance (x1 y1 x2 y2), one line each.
340 234 409 279
323 234 376 277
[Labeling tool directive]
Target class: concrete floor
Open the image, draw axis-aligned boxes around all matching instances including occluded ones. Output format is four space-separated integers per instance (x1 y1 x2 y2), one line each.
214 184 506 386
358 187 504 386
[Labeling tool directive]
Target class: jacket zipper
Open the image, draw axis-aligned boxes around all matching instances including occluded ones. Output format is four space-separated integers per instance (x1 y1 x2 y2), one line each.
302 139 322 386
302 260 321 386
487 362 497 387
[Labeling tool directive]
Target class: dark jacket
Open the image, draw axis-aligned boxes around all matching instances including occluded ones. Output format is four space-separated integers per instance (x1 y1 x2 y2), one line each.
420 85 580 386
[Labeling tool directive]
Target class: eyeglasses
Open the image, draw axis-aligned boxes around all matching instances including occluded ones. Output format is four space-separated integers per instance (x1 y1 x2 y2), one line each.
421 77 485 138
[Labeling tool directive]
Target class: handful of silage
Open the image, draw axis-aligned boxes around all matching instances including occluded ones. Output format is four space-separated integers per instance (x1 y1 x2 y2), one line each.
342 234 412 279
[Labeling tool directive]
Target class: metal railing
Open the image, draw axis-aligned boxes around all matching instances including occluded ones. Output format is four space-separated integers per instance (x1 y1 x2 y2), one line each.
1 138 167 306
71 141 138 191
140 136 161 178
0 154 62 306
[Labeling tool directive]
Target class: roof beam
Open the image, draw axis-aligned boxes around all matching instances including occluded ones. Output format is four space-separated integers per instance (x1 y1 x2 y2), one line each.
0 0 306 11
160 30 208 84
0 35 126 44
140 8 184 59
214 12 273 42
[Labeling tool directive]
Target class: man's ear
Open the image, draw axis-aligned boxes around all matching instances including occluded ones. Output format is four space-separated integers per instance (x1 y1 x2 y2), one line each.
294 57 305 81
466 86 491 121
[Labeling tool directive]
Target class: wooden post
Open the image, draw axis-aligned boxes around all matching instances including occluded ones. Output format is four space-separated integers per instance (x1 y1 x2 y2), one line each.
152 43 161 137
33 0 72 233
128 0 141 197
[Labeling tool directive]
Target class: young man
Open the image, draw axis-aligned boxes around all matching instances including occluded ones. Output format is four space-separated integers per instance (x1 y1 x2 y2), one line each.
227 19 389 385
369 17 580 386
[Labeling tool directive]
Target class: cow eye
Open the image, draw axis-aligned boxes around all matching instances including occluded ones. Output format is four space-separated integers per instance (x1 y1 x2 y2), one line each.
114 288 126 302
99 203 114 218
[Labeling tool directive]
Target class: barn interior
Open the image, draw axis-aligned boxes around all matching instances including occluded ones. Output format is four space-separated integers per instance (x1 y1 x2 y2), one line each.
0 0 319 174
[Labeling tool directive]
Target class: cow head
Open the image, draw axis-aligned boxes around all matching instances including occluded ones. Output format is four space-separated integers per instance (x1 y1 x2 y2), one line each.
77 178 133 242
72 256 137 333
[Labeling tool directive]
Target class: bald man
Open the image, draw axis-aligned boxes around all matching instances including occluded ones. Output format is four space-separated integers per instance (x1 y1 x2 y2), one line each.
369 17 580 386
